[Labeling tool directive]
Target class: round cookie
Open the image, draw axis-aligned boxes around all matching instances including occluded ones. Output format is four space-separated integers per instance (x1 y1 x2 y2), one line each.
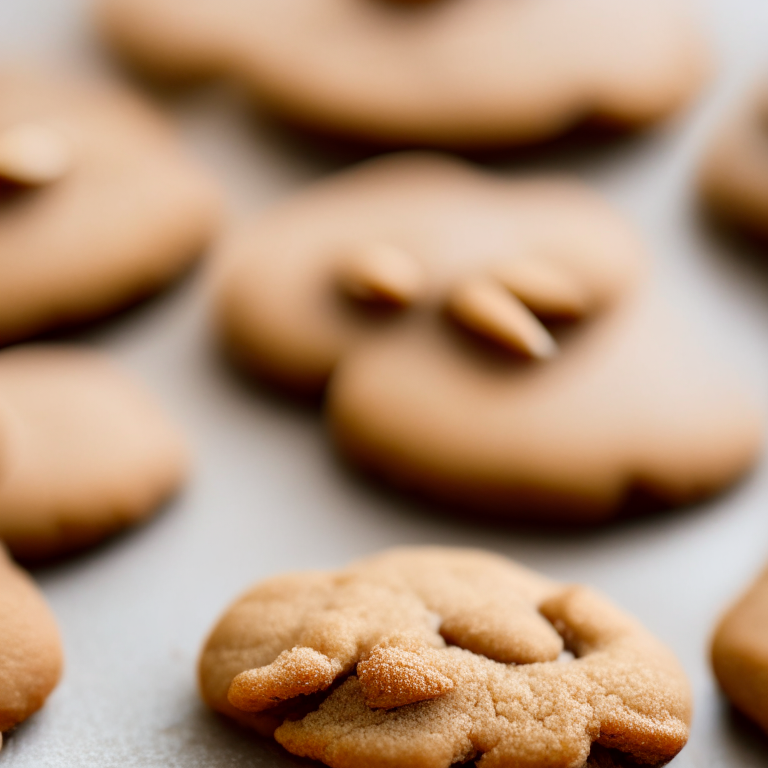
95 0 709 148
199 547 692 768
711 566 768 734
699 81 768 241
0 67 220 346
0 544 63 750
215 153 762 522
0 346 189 561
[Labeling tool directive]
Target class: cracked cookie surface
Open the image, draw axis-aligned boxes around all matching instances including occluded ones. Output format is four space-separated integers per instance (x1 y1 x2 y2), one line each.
199 547 691 767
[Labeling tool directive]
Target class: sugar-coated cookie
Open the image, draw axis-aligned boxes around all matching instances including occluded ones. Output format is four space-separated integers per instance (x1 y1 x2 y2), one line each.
95 0 709 148
215 153 762 522
0 544 63 750
200 547 692 768
700 82 768 241
0 346 189 561
712 566 768 734
0 68 220 346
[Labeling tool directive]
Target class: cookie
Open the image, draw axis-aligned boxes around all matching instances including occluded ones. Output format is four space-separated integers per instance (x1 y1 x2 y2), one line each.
215 153 762 522
95 0 709 148
0 346 189 561
699 81 768 240
199 547 692 768
0 67 220 346
0 544 63 750
711 566 768 734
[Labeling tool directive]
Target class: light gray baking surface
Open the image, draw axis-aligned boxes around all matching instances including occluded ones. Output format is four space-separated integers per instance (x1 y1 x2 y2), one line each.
1 1 768 765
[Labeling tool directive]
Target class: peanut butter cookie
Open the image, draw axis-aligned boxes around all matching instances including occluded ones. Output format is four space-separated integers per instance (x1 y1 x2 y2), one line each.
0 67 220 345
215 153 761 522
712 565 768 734
96 0 709 148
700 81 768 241
0 346 189 561
0 545 62 750
200 547 692 767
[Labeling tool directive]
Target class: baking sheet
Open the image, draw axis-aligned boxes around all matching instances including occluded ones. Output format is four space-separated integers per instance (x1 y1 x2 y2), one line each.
2 0 768 765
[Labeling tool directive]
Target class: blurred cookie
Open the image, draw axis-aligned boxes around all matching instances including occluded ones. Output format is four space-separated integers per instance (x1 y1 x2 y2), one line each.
96 0 709 148
200 546 692 768
215 153 762 522
0 544 63 750
712 566 768 734
0 346 189 561
0 67 220 345
700 81 768 240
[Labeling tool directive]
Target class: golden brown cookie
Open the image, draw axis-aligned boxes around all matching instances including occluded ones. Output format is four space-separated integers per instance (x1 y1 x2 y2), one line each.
215 153 762 522
0 544 63 750
0 67 220 346
699 81 768 241
0 346 189 561
199 547 692 767
95 0 709 148
711 566 768 734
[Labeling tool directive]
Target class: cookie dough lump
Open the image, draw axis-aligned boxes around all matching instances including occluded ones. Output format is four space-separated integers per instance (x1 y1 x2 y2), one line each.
712 566 768 734
337 242 425 308
215 153 762 522
199 547 692 768
445 275 558 360
96 0 709 148
0 545 63 750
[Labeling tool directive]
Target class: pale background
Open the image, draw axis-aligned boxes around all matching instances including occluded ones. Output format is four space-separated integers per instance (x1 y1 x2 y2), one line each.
1 1 768 765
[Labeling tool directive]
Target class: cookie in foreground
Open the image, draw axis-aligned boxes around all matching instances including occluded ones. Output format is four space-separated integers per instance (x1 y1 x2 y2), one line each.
95 0 708 148
199 547 691 767
0 346 189 561
0 67 220 345
712 565 768 734
0 544 63 751
215 152 762 523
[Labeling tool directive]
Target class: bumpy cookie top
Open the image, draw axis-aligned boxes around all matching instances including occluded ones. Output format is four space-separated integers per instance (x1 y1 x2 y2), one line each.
700 81 768 240
0 545 63 748
200 547 692 768
96 0 709 147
